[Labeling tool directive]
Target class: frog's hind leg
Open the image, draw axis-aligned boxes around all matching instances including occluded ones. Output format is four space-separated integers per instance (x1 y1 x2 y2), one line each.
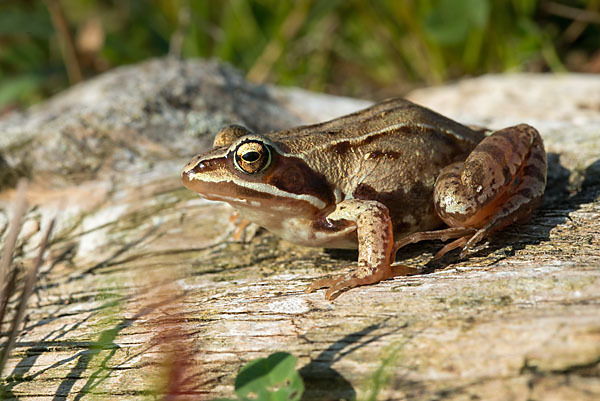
432 124 547 259
392 227 477 261
394 125 546 261
392 226 476 258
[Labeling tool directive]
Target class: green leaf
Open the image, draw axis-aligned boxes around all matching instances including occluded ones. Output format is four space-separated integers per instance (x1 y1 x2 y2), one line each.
234 352 304 401
425 0 490 45
0 10 53 38
468 0 490 28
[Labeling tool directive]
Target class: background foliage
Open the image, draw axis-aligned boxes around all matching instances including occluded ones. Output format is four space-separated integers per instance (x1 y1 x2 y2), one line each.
0 0 598 110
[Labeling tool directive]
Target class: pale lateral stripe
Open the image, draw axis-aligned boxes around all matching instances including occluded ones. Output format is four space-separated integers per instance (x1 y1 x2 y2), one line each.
187 172 326 209
208 193 248 204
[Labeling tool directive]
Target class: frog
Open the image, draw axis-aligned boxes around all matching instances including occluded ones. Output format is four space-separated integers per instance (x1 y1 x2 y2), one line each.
181 98 547 300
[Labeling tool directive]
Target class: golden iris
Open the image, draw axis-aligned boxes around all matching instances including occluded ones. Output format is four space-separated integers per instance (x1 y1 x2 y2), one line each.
233 141 271 174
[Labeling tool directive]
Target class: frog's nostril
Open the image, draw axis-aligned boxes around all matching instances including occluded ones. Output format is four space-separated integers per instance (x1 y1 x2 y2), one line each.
194 158 222 172
195 161 207 172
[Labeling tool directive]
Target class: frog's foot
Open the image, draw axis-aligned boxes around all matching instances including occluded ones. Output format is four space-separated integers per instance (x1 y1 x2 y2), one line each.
392 227 476 258
433 234 472 259
453 204 535 259
231 218 252 241
305 272 373 301
228 211 259 243
392 225 502 261
431 197 542 260
306 264 419 300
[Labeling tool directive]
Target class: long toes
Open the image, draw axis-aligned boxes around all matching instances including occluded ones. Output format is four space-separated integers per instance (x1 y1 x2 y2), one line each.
458 243 477 259
458 228 490 258
305 277 337 293
325 277 362 300
307 268 398 300
433 235 472 260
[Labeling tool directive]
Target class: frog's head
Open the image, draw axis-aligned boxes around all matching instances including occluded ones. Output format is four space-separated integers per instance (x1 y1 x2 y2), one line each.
181 125 335 222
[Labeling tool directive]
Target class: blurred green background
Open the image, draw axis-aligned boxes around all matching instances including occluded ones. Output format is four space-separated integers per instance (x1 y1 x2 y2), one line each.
0 0 598 111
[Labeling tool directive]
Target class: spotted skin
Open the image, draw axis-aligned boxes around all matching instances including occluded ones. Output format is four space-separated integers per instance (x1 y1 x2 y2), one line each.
306 201 395 298
394 124 547 259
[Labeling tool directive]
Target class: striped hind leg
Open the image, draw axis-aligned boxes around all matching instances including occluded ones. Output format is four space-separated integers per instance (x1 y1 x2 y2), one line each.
394 124 547 260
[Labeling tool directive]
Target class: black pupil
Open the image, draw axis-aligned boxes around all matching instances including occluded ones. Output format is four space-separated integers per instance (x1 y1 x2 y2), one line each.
242 151 261 162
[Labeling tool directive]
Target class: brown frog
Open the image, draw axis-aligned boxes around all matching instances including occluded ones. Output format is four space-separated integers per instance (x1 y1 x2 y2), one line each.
181 99 547 299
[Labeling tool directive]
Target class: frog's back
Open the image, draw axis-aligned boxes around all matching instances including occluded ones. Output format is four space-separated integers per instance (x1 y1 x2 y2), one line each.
268 98 486 236
269 98 484 150
268 98 484 192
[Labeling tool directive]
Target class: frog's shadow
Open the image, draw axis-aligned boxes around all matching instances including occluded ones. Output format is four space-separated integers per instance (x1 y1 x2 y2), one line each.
330 154 599 272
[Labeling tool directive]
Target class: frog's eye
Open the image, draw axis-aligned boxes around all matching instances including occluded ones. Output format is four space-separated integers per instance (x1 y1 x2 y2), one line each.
233 140 271 174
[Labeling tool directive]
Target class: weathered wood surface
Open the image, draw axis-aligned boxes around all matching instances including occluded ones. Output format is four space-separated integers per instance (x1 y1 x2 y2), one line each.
0 59 599 400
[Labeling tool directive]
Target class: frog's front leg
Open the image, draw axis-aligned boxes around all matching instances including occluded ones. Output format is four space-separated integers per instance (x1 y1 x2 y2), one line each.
395 124 547 260
306 200 416 300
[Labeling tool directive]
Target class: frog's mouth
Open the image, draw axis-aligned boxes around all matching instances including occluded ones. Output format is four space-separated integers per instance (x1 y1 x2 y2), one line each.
181 165 234 200
181 165 327 214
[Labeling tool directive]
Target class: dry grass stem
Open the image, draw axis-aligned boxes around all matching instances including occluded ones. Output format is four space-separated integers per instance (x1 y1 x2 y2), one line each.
0 216 55 377
0 180 56 378
0 181 28 319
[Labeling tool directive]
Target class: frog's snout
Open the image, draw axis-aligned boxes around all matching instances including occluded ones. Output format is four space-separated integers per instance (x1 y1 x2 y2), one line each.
181 168 193 189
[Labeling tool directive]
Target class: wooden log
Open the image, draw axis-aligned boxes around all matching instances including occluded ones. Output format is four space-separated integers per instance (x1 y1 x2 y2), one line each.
0 59 598 400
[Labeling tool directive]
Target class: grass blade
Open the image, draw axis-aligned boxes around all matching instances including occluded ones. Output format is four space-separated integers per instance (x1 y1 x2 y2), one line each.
0 208 55 378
